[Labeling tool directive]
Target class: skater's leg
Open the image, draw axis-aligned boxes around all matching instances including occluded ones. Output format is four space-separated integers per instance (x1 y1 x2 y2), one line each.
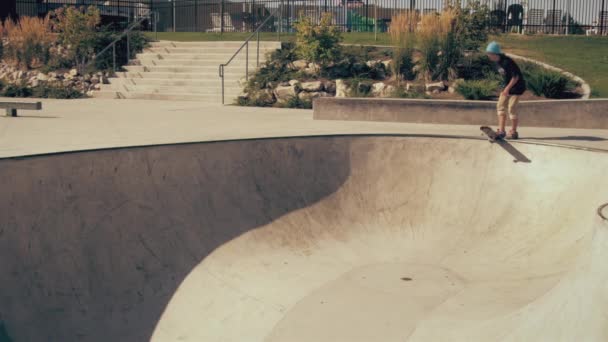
508 95 520 138
497 94 508 133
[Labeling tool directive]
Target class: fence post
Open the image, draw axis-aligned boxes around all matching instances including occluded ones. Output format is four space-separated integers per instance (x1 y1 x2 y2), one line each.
220 0 224 35
172 0 176 32
551 0 556 34
602 0 607 35
195 0 198 32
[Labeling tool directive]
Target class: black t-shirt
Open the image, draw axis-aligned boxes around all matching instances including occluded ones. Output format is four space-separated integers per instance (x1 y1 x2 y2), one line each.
497 55 526 95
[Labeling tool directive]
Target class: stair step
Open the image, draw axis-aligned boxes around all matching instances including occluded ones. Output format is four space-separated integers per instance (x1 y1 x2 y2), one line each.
102 83 243 95
150 41 281 48
134 58 270 67
124 65 261 73
136 52 274 60
93 90 239 102
115 71 247 80
107 78 243 87
145 47 279 54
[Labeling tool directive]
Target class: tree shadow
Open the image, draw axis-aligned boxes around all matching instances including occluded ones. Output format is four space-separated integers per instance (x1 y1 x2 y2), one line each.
0 137 353 342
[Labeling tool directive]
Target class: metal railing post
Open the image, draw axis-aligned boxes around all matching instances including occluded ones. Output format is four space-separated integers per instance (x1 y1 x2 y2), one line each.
127 31 130 61
112 43 116 72
219 65 225 104
154 12 158 40
246 42 249 81
256 30 260 67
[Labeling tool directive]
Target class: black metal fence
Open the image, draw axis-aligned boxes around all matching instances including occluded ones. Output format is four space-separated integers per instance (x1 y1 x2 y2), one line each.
13 0 608 35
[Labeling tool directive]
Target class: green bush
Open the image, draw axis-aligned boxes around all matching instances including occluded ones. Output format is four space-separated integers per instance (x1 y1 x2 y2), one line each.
92 29 150 71
346 78 372 97
390 85 430 99
50 6 101 71
2 82 32 97
32 84 83 99
456 79 499 100
279 96 312 109
458 54 500 82
456 0 491 50
294 12 342 70
520 62 577 99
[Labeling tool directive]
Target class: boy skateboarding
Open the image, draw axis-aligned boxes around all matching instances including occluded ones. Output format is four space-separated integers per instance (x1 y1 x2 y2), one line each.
485 41 526 139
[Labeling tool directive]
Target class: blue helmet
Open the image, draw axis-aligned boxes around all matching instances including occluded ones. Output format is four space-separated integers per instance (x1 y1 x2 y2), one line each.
486 41 502 54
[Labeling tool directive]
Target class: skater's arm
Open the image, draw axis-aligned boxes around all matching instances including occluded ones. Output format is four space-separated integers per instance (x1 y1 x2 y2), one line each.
501 75 519 96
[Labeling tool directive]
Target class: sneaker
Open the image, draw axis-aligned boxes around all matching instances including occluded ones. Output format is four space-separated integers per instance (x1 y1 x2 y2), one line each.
495 129 506 140
508 130 519 139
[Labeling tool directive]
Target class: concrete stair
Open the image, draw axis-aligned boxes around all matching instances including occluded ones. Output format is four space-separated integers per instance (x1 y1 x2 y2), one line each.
94 40 281 102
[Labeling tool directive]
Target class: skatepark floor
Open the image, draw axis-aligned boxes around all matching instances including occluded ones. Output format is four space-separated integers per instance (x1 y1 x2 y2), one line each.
1 98 608 342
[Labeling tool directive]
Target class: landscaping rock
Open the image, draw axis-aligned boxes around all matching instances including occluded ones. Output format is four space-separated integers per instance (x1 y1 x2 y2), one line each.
292 60 308 70
323 80 336 94
30 79 39 88
300 81 323 92
69 68 79 77
37 73 49 81
336 79 350 97
288 79 300 87
371 82 386 97
49 72 58 79
90 76 100 84
425 82 446 92
407 83 425 93
365 60 382 67
93 83 102 90
357 82 371 95
273 85 297 103
298 91 329 101
448 86 456 94
384 85 396 97
432 89 441 94
382 60 391 69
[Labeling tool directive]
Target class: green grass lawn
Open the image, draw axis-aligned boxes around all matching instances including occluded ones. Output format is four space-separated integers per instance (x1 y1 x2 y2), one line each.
147 32 608 97
493 35 608 98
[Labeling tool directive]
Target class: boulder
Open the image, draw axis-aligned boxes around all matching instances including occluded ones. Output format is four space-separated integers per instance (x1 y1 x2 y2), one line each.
288 79 300 87
273 85 297 103
336 79 350 98
298 91 329 101
30 79 39 88
384 85 396 97
69 68 79 77
448 86 456 94
323 81 336 94
292 60 308 70
425 81 446 92
432 89 441 94
382 60 392 69
300 81 323 92
64 72 72 80
37 73 49 81
371 82 386 97
84 74 92 82
93 83 102 90
365 60 381 67
49 72 58 79
406 83 425 93
90 76 100 84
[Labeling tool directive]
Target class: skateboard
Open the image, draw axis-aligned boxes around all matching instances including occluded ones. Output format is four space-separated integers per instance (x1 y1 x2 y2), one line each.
480 126 503 142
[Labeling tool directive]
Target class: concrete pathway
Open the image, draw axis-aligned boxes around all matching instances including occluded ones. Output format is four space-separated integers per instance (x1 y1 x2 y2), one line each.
1 98 608 158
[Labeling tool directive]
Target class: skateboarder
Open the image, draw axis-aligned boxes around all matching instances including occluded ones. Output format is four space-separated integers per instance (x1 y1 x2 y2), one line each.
486 41 526 139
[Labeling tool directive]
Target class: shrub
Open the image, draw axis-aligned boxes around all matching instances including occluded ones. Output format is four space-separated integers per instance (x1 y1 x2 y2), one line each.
2 82 33 97
3 16 54 70
32 84 83 99
92 29 150 71
50 6 101 71
521 62 577 99
294 12 342 70
418 9 461 81
458 54 500 81
346 78 372 97
279 96 312 109
456 79 499 100
390 85 430 99
390 12 417 83
455 0 491 50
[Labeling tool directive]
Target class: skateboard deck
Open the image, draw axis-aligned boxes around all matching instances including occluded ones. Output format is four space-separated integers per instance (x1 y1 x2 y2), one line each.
480 126 502 142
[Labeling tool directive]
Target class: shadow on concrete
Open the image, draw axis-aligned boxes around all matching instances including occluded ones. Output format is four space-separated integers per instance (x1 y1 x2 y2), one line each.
0 115 59 119
524 136 608 142
496 140 532 163
0 137 353 342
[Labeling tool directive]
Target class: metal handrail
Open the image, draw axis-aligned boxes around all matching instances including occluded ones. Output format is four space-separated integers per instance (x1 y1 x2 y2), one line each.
219 7 282 104
83 11 158 73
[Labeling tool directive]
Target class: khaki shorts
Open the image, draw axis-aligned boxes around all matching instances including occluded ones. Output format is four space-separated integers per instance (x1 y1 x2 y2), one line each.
497 94 520 120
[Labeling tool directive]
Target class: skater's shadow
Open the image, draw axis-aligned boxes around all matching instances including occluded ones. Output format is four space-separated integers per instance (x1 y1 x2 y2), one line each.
524 136 607 142
496 140 532 163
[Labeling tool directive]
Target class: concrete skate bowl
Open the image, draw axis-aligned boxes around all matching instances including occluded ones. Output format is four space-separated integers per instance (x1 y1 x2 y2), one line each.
1 136 608 342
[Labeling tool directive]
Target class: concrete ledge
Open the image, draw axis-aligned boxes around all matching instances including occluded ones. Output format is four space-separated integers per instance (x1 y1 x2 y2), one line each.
313 98 608 129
